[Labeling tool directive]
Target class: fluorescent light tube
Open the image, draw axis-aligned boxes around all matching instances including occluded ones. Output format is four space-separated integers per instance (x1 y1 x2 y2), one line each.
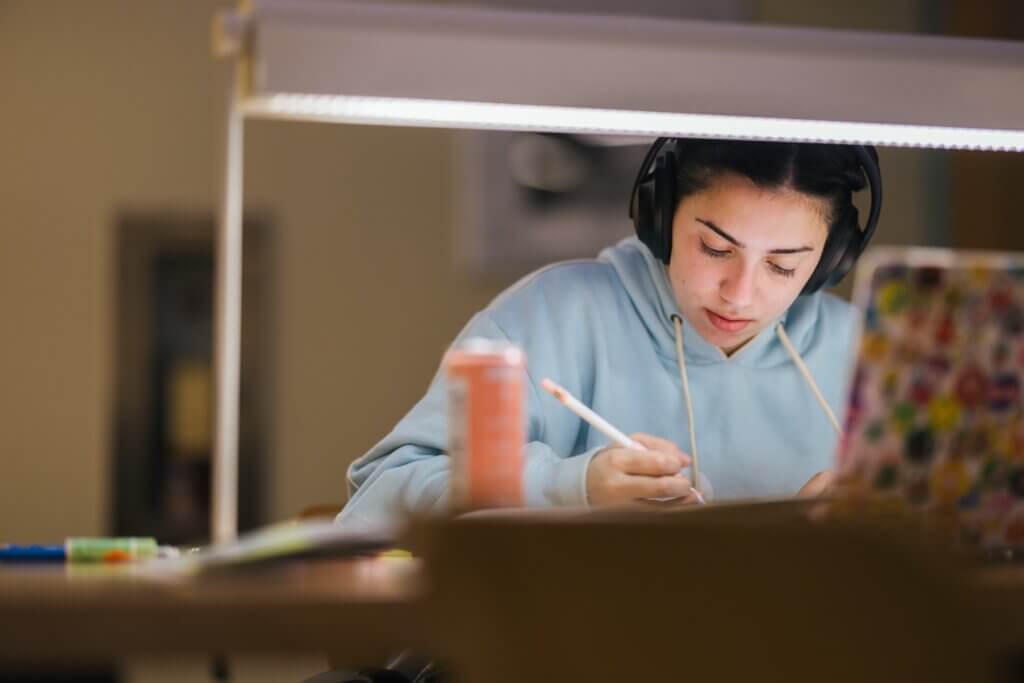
244 94 1024 152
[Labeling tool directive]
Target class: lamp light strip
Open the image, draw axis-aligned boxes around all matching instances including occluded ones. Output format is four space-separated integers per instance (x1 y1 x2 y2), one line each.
242 94 1024 152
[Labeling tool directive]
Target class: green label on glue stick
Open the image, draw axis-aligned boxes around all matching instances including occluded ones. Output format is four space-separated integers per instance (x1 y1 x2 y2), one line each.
65 537 158 563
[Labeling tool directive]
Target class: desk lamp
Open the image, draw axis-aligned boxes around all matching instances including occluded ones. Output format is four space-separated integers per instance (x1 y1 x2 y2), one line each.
209 0 1024 542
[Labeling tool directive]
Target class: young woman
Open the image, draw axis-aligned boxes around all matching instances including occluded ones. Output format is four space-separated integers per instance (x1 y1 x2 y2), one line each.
339 137 882 531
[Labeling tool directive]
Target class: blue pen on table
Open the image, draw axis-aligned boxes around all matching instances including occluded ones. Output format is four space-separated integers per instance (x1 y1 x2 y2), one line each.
0 538 179 563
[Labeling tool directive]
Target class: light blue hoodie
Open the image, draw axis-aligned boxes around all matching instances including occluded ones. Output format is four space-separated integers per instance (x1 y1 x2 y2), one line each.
339 237 859 531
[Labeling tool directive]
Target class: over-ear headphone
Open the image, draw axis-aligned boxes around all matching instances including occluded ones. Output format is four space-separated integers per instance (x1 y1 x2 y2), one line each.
628 138 882 295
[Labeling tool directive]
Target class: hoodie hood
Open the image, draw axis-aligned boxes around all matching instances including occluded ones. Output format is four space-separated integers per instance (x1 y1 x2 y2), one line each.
599 237 824 369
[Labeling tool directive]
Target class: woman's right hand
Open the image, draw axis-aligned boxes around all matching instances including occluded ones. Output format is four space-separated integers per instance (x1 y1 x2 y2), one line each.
585 433 694 507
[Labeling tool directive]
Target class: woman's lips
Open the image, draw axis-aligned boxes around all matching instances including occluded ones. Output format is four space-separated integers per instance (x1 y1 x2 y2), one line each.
704 308 753 333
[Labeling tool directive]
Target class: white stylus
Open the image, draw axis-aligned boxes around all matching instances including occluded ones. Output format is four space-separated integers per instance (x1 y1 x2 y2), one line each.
541 378 705 504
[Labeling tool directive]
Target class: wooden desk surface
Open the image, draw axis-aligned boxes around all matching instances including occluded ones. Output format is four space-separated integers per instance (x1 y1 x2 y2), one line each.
969 563 1024 650
0 557 422 665
3 515 1023 675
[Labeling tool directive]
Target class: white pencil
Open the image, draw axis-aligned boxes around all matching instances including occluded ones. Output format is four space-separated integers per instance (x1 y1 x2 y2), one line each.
540 377 705 504
541 378 643 450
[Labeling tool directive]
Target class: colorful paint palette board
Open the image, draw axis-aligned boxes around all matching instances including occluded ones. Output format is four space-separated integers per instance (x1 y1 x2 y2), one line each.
838 247 1024 551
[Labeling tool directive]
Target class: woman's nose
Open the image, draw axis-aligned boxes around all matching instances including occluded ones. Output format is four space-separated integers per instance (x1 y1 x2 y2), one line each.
719 261 755 308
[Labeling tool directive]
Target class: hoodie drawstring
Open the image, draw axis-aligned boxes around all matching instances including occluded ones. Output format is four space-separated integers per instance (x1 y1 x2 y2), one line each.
670 316 844 496
775 323 843 435
671 315 701 494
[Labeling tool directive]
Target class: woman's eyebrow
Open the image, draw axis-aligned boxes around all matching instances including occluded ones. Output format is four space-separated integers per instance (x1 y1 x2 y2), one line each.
696 217 814 254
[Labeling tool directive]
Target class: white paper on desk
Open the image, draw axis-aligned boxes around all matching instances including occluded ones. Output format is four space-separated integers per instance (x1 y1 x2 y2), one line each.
141 519 395 576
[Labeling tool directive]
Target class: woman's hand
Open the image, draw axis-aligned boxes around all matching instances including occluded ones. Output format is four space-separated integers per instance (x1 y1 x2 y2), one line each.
798 470 834 498
586 433 694 507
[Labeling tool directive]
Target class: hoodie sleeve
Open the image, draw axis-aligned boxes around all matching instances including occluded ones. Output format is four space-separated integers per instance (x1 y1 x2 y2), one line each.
337 312 597 533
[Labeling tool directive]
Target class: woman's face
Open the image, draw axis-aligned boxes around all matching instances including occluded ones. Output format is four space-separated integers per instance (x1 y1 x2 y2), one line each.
666 173 830 355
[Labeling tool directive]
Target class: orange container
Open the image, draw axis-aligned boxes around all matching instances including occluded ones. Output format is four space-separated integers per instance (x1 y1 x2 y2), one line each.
445 338 525 510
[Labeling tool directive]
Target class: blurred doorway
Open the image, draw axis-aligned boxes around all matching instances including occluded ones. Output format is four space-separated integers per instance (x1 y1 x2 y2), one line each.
112 212 275 544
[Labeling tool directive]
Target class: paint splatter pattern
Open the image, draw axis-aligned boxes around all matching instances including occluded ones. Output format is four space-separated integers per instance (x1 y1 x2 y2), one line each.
837 263 1024 549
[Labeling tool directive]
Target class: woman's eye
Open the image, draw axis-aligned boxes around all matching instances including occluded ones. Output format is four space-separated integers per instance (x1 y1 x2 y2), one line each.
768 262 796 278
699 241 729 258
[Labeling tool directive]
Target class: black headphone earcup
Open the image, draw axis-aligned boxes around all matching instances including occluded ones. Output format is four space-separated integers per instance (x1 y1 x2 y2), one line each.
802 213 861 295
825 230 863 289
802 146 881 294
652 151 677 263
629 138 678 264
632 181 658 256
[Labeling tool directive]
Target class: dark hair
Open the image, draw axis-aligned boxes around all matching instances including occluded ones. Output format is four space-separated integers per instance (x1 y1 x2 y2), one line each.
672 139 868 233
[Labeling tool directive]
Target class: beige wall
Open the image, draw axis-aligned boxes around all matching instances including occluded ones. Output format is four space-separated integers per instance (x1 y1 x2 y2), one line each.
0 0 514 540
0 1 225 540
0 0 939 543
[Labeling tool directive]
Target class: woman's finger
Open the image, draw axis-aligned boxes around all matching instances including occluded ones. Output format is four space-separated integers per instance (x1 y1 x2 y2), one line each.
609 448 684 476
630 433 691 467
618 473 692 500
